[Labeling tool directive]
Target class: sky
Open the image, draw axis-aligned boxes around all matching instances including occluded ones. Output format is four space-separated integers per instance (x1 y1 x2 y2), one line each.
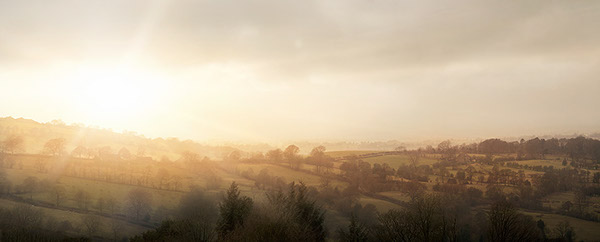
1 0 599 143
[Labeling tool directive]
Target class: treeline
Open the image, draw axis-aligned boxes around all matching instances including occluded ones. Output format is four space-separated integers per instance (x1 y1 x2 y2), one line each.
428 136 600 163
133 182 327 241
1 167 156 224
133 181 580 242
339 197 578 242
232 145 336 174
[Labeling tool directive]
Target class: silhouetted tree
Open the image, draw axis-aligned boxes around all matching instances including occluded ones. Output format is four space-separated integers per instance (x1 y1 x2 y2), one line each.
81 215 101 238
216 182 253 238
74 189 91 210
338 214 370 242
21 176 39 200
266 148 284 163
553 220 576 242
487 200 540 242
126 188 153 220
50 185 66 207
43 138 66 156
1 135 24 154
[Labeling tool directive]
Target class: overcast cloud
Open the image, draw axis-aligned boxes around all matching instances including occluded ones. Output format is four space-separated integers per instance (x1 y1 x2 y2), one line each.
1 0 599 142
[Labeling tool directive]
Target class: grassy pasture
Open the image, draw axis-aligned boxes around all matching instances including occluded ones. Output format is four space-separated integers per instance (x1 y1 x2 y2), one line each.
377 191 411 203
0 198 148 239
362 154 438 168
5 167 184 211
358 195 401 212
515 159 567 169
325 150 380 158
522 210 600 242
235 163 348 188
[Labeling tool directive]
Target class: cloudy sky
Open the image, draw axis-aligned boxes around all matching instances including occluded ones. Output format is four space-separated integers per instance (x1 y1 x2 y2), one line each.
1 0 599 142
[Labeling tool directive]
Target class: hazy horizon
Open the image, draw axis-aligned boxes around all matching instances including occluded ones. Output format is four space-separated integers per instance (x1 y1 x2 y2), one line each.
2 0 599 142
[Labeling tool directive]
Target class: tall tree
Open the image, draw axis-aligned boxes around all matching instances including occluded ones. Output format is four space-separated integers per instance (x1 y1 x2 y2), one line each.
1 135 24 154
43 138 66 156
50 185 66 207
216 182 253 238
487 200 540 242
126 188 153 220
283 145 300 162
266 149 283 163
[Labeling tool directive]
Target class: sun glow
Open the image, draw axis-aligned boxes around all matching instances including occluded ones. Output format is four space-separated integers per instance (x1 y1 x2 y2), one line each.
66 65 168 126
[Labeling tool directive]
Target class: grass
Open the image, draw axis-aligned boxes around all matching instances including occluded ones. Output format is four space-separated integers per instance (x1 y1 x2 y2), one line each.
361 154 438 169
521 210 600 242
6 168 184 211
0 198 147 239
515 159 567 169
325 150 381 158
377 191 411 203
358 195 401 212
235 163 348 188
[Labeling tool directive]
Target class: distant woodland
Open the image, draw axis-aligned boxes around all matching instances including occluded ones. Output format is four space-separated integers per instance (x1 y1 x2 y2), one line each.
0 117 599 241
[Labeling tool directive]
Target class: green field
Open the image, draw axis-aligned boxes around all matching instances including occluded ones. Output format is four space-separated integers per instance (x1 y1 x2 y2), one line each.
377 191 411 203
521 211 600 242
361 154 439 168
515 159 568 168
325 150 380 158
0 198 147 239
235 163 348 188
358 195 401 212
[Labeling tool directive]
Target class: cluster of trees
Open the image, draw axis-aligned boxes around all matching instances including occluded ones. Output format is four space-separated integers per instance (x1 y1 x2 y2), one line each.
236 145 336 174
0 135 24 154
0 135 151 162
429 136 600 164
339 196 577 242
132 180 582 242
134 181 327 241
338 158 393 192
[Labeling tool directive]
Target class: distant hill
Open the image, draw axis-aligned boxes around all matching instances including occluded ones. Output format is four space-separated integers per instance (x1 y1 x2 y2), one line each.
0 117 238 160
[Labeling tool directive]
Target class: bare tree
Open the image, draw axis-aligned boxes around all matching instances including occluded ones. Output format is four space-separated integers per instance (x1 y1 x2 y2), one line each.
109 219 124 241
553 220 576 242
74 189 92 210
106 195 120 215
21 176 39 200
81 215 102 238
50 185 66 207
487 200 540 242
1 135 24 154
310 146 327 173
408 150 420 169
43 138 66 156
574 190 588 214
126 188 153 220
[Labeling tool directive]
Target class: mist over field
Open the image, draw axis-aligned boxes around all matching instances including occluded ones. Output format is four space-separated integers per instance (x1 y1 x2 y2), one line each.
1 0 600 241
